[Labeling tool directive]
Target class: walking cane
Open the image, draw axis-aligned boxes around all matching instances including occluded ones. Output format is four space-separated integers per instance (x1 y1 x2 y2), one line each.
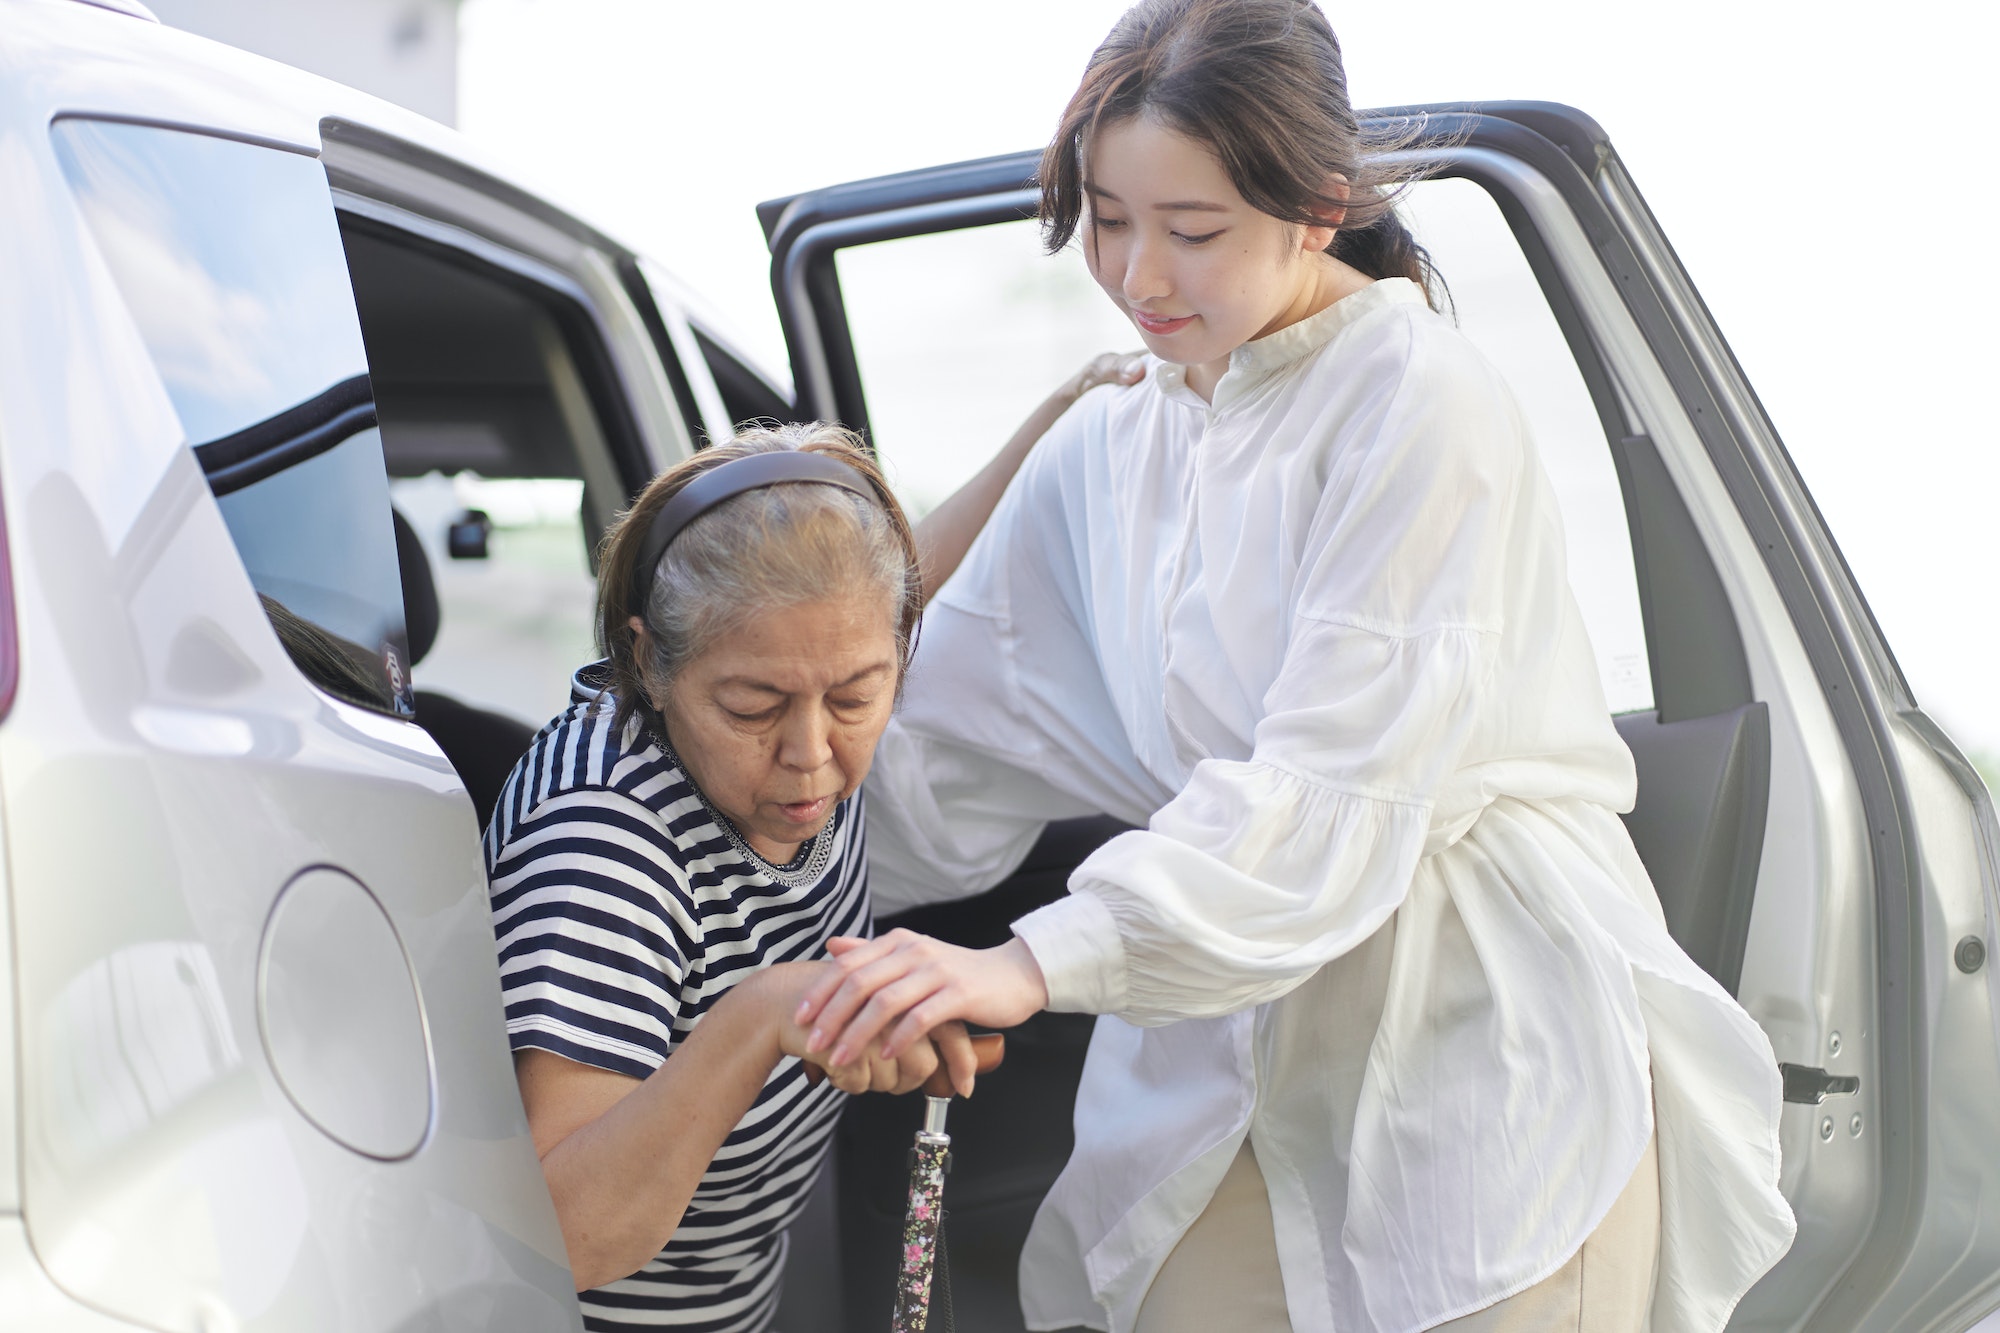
893 1032 1005 1333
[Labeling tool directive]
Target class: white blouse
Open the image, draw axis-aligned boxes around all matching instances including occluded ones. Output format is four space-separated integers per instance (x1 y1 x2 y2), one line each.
864 278 1796 1333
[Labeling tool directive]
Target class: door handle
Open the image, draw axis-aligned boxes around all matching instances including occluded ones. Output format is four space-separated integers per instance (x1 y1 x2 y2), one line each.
1779 1062 1860 1105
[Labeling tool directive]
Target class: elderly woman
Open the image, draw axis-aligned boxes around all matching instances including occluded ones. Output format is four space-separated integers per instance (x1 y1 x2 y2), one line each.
481 422 956 1330
482 375 1139 1332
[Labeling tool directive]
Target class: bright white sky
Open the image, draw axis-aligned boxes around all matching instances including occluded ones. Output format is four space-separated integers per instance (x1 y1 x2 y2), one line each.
458 0 2000 754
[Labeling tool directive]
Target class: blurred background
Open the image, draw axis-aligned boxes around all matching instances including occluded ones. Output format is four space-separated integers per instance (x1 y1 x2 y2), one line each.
149 0 2000 773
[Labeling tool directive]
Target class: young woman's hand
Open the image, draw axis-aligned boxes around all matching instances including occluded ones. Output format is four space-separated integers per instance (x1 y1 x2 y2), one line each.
794 931 1050 1067
1057 351 1148 407
764 962 980 1094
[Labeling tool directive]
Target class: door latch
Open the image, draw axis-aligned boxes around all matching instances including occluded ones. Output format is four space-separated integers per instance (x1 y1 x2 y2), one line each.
1779 1062 1860 1105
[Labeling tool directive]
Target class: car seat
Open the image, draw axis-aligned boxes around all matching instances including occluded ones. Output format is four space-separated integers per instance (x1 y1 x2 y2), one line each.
393 509 539 829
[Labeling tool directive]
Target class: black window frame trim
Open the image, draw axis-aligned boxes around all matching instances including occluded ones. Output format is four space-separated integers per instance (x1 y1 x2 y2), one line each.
331 199 657 511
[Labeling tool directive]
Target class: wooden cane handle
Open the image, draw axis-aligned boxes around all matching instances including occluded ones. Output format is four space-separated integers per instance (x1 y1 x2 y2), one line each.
922 1032 1005 1099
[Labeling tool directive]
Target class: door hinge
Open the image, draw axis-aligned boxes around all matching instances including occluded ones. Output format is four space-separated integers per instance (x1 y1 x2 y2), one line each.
1779 1062 1860 1105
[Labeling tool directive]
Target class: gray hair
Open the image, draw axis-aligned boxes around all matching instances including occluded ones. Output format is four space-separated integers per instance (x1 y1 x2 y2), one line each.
597 422 921 734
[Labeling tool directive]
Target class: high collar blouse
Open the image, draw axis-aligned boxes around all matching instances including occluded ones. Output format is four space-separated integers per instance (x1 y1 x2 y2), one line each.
863 279 1795 1332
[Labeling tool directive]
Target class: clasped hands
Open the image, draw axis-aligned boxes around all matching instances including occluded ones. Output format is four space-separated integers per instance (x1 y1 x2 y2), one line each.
788 929 1052 1099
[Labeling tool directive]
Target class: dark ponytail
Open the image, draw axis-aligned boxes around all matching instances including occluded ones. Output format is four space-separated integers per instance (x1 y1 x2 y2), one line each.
1332 209 1442 295
1040 0 1451 306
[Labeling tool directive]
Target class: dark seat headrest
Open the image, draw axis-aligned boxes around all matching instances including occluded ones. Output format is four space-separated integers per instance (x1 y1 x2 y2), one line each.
392 508 440 666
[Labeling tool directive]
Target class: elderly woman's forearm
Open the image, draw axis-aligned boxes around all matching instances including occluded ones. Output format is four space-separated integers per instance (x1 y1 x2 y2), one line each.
538 987 782 1290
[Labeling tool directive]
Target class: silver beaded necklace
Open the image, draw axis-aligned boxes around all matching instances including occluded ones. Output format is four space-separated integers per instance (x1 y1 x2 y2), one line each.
652 723 842 889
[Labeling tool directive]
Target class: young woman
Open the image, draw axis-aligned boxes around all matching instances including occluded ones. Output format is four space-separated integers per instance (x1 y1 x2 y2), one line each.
796 2 1797 1331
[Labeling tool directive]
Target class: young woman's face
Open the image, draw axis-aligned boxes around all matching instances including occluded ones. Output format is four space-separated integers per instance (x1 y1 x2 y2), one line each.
1082 115 1344 393
654 590 899 865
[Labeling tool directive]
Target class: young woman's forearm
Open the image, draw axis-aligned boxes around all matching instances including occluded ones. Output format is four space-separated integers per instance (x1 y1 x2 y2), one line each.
532 971 793 1290
913 353 1144 602
913 397 1063 602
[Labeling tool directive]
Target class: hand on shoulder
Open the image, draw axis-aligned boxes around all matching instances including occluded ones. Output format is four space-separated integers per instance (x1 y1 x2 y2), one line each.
791 930 1050 1082
1061 351 1149 406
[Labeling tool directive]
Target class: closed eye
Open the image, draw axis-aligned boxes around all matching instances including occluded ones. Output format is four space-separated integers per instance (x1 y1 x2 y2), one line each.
1175 229 1225 246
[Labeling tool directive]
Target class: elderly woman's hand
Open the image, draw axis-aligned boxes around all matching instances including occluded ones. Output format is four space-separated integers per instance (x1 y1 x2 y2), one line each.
862 1019 977 1096
794 931 1050 1071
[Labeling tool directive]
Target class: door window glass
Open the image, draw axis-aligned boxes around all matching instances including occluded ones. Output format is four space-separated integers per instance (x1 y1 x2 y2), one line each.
387 473 597 729
339 226 617 727
833 188 1652 715
835 219 1137 519
52 119 413 716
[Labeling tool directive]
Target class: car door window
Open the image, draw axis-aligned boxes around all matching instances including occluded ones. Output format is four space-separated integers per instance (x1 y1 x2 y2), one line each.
830 198 1652 713
387 472 596 730
51 118 413 716
693 324 792 433
338 222 628 728
624 257 790 445
835 219 1135 520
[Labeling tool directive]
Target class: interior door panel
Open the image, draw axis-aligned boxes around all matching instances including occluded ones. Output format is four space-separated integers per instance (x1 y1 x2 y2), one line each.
1615 703 1771 994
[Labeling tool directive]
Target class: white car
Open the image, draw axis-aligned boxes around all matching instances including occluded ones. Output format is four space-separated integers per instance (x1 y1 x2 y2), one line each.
2 3 1997 1331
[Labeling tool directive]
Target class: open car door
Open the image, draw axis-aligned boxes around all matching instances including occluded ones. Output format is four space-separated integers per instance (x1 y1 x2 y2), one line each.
761 103 2000 1333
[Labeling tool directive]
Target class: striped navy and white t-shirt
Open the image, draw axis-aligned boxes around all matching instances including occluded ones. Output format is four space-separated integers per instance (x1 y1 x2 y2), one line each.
485 662 870 1333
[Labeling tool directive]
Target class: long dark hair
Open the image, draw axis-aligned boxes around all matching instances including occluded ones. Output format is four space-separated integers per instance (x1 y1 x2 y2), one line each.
1040 0 1448 306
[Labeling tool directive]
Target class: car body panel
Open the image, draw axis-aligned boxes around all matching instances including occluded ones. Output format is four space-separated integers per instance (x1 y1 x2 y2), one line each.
0 3 592 1327
0 1217 152 1330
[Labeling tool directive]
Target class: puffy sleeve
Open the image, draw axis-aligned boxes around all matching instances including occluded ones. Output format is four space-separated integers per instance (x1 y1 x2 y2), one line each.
1012 340 1526 1025
866 390 1160 916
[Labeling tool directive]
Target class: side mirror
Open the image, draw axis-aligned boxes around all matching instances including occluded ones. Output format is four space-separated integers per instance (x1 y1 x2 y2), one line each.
447 509 493 560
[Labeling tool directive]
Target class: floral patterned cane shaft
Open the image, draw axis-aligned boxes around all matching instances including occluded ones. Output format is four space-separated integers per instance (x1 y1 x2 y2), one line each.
892 1136 950 1332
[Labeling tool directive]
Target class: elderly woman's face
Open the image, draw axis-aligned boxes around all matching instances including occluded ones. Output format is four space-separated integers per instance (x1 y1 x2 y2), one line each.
653 590 899 865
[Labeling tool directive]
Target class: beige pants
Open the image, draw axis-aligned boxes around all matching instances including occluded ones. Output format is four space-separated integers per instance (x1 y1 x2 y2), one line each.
1133 1132 1660 1333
